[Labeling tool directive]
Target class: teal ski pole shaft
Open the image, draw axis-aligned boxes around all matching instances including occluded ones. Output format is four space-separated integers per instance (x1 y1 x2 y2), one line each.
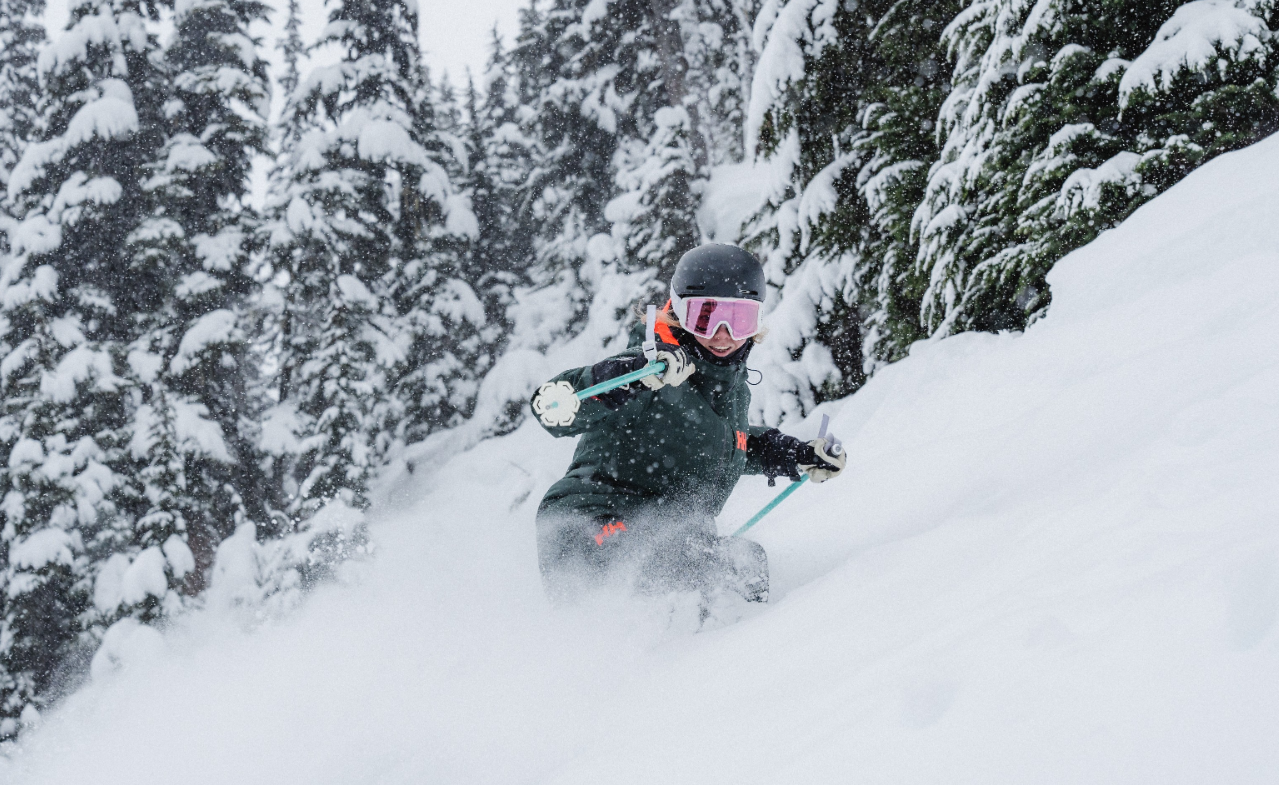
730 413 840 537
733 475 808 537
574 361 665 400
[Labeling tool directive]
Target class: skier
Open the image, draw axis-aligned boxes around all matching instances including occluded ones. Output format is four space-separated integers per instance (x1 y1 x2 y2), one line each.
530 244 846 606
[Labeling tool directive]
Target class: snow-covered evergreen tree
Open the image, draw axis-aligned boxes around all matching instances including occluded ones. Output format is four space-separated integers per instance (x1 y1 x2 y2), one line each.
915 0 1279 335
744 0 876 419
508 0 619 343
0 0 168 735
577 0 709 281
469 33 537 331
744 0 960 421
434 74 463 136
118 0 271 614
0 283 101 737
697 0 758 166
365 63 493 444
389 66 485 445
0 0 46 248
277 0 304 99
608 102 703 283
446 45 539 434
255 0 305 535
266 0 472 515
508 0 734 344
851 2 961 371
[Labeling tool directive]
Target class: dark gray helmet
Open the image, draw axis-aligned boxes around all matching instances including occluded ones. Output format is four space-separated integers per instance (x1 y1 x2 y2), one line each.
670 244 765 302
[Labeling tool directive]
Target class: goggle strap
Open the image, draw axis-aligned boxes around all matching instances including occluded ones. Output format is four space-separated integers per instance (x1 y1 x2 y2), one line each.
670 291 685 326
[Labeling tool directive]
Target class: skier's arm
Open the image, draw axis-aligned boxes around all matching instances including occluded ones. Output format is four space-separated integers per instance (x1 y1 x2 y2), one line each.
742 425 779 476
744 427 845 483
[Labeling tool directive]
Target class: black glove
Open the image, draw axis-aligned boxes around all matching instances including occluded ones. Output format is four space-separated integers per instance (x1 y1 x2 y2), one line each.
797 437 846 483
749 428 842 486
589 355 646 409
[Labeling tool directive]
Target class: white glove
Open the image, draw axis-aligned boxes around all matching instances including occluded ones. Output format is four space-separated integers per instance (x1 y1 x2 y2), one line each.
639 346 696 390
532 380 580 427
797 437 846 483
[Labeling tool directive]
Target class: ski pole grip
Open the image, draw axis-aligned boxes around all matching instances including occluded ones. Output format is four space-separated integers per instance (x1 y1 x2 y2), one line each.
817 412 842 456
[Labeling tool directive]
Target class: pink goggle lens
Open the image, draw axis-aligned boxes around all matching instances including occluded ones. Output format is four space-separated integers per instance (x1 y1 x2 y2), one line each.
683 297 761 340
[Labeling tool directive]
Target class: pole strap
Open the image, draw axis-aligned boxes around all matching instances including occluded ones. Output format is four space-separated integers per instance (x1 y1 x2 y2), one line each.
643 304 658 363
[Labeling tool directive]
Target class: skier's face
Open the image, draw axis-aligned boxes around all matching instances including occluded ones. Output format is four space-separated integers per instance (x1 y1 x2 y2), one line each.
694 324 748 358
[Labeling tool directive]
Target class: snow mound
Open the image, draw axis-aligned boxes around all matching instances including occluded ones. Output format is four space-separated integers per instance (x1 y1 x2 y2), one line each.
5 134 1279 783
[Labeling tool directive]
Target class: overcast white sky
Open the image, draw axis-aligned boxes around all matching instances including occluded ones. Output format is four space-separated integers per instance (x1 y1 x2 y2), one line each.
419 0 525 82
44 0 526 89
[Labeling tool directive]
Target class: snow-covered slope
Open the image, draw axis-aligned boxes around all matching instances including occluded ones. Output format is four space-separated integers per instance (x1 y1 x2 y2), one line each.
6 134 1279 783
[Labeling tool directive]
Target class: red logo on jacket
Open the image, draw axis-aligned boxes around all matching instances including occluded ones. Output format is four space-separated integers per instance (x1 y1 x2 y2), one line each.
594 520 627 546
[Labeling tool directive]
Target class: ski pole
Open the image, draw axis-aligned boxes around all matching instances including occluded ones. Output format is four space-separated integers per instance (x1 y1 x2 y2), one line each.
534 305 667 422
536 362 666 421
572 360 665 400
732 475 807 536
733 414 842 537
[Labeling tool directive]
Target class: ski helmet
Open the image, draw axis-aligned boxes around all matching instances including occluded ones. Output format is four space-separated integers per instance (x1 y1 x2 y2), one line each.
670 244 765 302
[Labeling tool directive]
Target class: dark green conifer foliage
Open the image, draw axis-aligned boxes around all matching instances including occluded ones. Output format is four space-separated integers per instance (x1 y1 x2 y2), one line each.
917 0 1279 335
0 0 45 243
389 69 488 444
124 0 271 598
470 32 537 319
691 0 758 166
451 42 538 432
272 0 422 514
269 0 470 512
277 0 304 98
512 0 618 311
586 0 706 280
747 0 961 400
0 276 98 739
0 0 169 736
852 1 964 370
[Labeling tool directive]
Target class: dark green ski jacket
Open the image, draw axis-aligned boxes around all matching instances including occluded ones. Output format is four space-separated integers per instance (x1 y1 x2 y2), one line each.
534 323 770 523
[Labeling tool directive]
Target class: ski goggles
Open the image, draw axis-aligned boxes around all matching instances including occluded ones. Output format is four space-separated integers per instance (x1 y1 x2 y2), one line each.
670 293 763 340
